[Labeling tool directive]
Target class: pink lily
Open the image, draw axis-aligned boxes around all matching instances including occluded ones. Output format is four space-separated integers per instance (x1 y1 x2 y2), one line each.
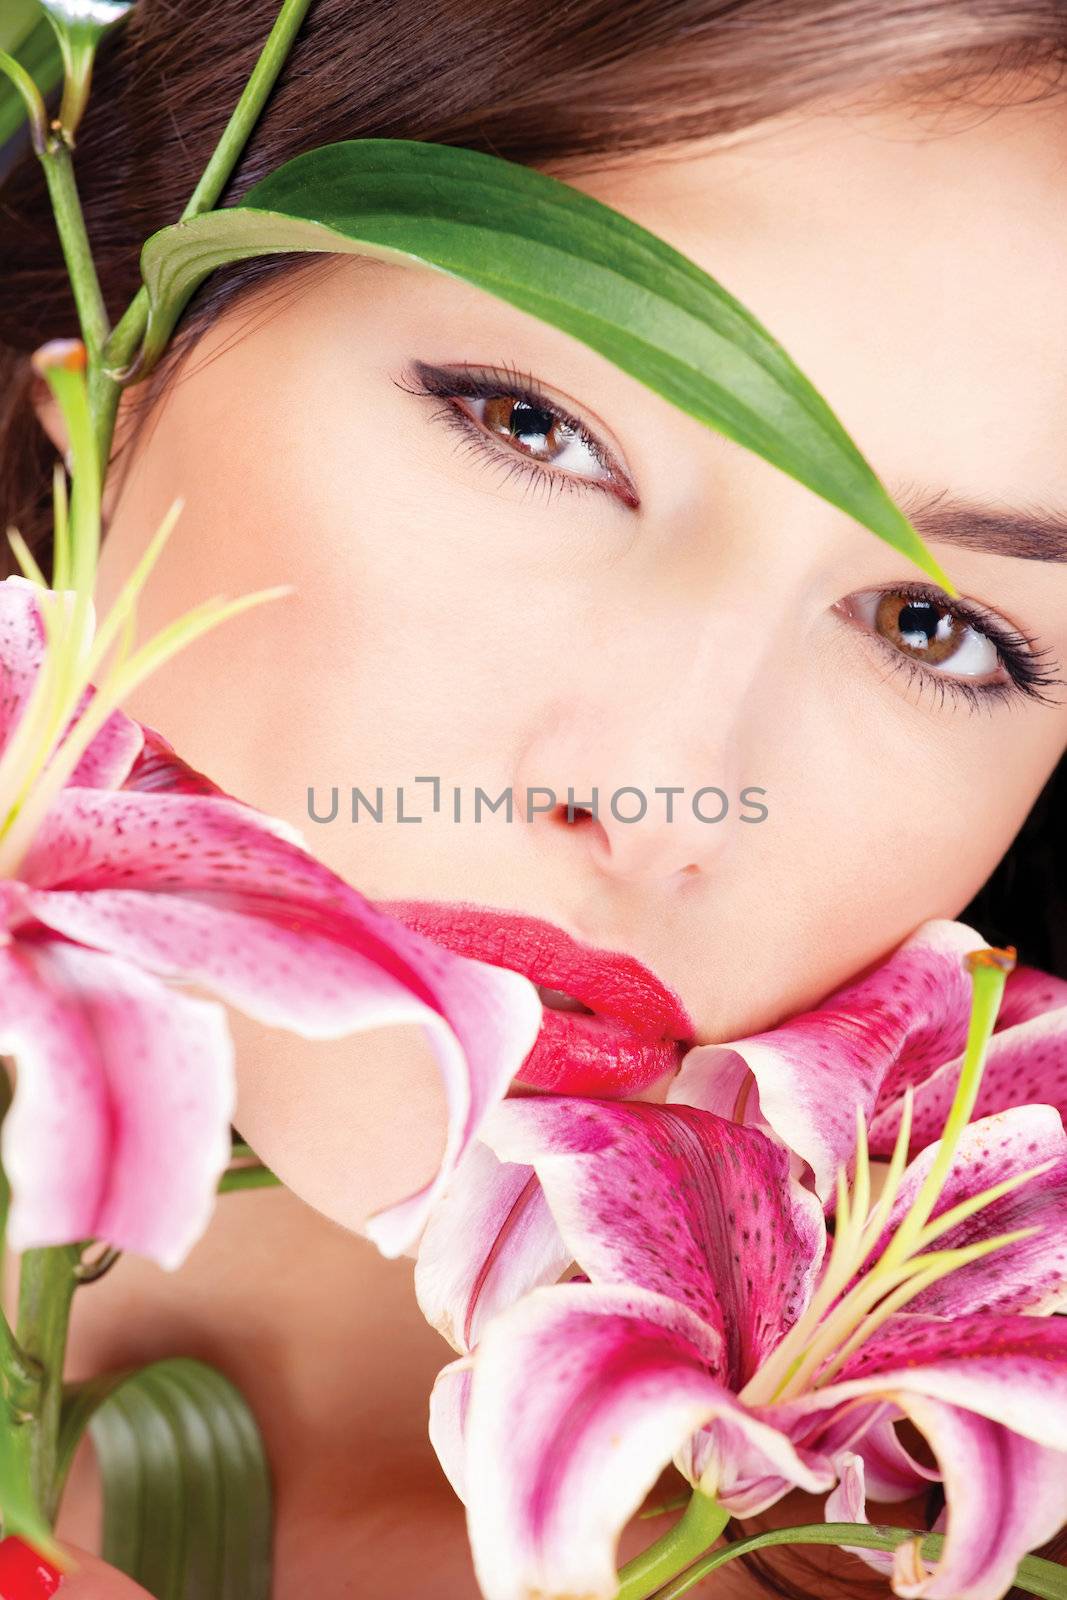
431 966 1067 1600
0 345 543 1272
415 918 1067 1353
0 574 542 1268
669 917 1067 1203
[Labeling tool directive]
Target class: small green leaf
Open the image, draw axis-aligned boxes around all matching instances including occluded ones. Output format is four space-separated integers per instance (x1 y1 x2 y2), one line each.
0 12 61 151
132 138 952 587
58 1357 271 1600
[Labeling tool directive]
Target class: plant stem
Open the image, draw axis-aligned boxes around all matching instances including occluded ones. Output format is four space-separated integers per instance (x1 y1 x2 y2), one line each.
15 1244 82 1522
97 0 315 463
218 1164 281 1195
0 1066 43 1418
649 1523 1066 1600
616 1491 730 1600
38 136 110 366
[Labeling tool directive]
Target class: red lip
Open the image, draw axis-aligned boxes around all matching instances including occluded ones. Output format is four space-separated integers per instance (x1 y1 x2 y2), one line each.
377 899 695 1096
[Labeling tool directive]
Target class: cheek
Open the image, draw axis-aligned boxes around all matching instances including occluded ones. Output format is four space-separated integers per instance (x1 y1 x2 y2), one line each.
688 696 1065 1040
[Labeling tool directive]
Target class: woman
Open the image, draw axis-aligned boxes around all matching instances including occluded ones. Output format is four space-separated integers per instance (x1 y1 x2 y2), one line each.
1 2 1066 1595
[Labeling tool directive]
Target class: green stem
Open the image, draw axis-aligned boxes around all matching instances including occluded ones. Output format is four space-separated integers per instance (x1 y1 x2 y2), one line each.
38 136 110 366
616 1491 730 1600
96 0 315 466
15 1244 82 1522
649 1523 1067 1600
0 1065 43 1419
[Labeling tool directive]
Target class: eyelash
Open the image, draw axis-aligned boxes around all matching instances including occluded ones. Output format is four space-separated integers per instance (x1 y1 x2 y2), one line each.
854 582 1064 714
395 361 1065 714
394 359 637 508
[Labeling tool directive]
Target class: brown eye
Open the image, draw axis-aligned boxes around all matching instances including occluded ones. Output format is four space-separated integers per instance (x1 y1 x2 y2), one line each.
874 592 973 666
460 392 616 487
840 588 1003 682
480 395 572 463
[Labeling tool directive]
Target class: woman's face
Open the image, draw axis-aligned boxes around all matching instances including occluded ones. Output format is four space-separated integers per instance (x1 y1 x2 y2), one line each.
75 86 1067 1221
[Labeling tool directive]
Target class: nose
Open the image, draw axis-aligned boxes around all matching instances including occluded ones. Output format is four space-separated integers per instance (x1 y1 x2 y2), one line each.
515 625 756 886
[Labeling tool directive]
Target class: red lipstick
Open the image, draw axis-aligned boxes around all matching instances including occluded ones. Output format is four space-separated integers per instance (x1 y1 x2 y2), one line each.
377 900 695 1096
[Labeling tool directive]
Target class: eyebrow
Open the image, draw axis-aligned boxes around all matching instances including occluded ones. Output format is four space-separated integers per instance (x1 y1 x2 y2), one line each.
892 484 1067 564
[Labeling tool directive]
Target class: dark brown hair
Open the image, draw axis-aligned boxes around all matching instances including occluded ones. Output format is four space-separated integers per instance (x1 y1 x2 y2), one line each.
2 4 1066 1593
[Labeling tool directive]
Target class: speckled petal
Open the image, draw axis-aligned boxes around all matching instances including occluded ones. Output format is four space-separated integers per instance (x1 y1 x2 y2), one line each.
23 879 542 1257
0 939 234 1268
859 1107 1067 1315
782 1314 1067 1453
119 722 230 799
669 921 994 1202
415 1140 570 1354
15 786 349 896
482 1097 825 1386
462 1281 825 1600
870 1003 1067 1161
0 577 47 748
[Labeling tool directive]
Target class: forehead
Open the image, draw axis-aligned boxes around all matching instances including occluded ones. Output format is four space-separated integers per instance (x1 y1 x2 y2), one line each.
558 93 1067 508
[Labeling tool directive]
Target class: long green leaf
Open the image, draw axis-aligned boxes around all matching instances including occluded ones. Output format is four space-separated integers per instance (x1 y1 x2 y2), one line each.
132 138 952 587
58 1357 272 1600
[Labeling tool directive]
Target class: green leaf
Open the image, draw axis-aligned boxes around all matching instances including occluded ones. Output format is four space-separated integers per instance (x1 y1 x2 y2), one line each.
58 1357 272 1600
132 138 952 587
653 1522 1067 1600
0 9 61 151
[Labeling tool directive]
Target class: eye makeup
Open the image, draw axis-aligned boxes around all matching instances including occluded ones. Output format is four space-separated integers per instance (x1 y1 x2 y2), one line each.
393 359 640 508
395 358 1065 715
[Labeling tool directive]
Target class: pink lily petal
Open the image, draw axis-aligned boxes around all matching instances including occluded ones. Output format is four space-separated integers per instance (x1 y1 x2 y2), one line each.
120 723 230 799
0 939 234 1269
482 1097 825 1384
0 577 143 790
0 576 44 736
462 1281 830 1600
670 921 994 1202
820 1410 936 1501
683 1405 835 1517
870 1005 1067 1160
774 1316 1067 1599
16 787 347 898
429 1357 474 1501
119 723 310 856
13 787 542 1258
993 964 1067 1029
783 1314 1067 1454
860 1107 1067 1315
883 1399 1067 1600
414 1140 570 1354
824 1453 896 1575
20 894 541 1259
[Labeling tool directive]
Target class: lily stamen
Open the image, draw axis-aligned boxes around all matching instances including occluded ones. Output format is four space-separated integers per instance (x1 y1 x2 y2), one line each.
745 946 1024 1408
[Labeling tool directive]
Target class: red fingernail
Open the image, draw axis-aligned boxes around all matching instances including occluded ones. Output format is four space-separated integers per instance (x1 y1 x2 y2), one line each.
0 1537 62 1598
